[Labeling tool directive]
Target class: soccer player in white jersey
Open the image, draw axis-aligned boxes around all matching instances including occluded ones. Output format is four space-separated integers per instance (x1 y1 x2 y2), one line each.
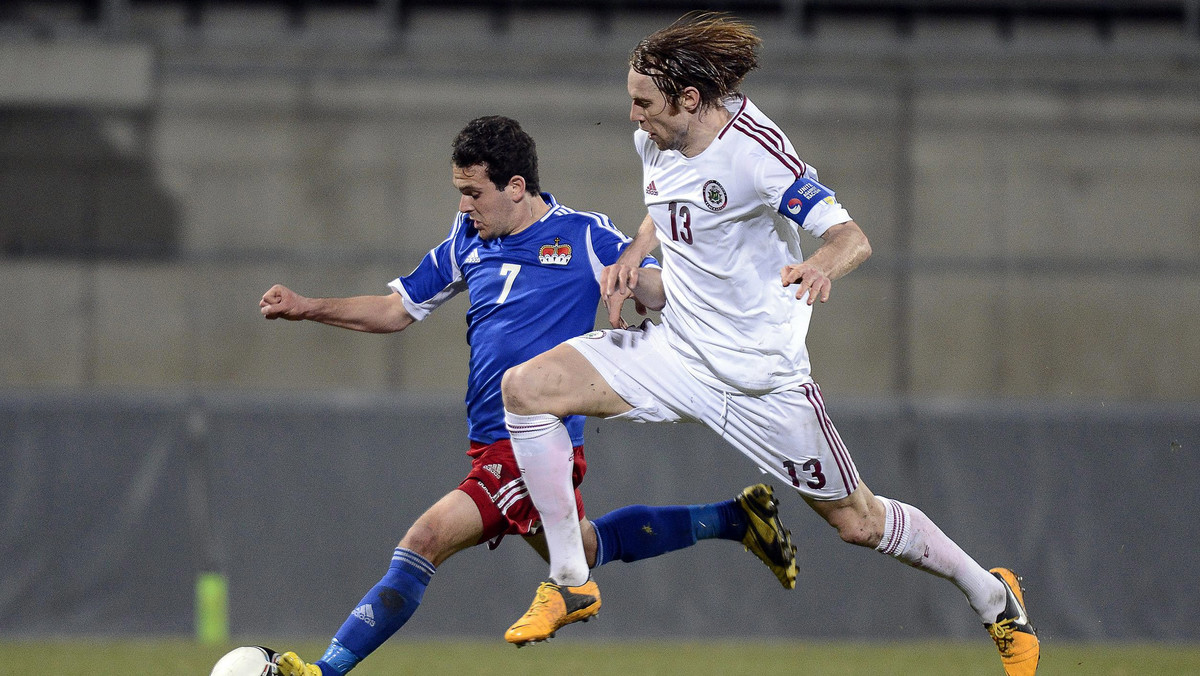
501 13 1039 676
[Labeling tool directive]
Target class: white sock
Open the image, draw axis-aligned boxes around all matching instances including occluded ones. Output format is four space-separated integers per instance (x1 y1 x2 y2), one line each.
505 410 589 586
875 496 1007 622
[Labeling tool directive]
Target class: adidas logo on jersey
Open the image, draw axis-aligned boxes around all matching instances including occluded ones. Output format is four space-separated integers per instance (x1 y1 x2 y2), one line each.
645 180 658 196
538 237 572 265
484 463 502 479
464 248 481 264
352 604 376 627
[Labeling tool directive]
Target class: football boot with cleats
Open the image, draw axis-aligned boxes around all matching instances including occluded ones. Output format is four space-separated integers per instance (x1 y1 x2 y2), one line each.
274 651 322 676
985 567 1040 676
735 483 798 589
504 578 601 646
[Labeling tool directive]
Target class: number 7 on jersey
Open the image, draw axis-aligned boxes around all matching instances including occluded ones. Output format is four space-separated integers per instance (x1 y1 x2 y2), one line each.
497 263 521 303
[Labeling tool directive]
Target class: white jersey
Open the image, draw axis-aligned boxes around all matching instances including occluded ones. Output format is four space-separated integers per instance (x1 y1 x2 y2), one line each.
637 95 852 395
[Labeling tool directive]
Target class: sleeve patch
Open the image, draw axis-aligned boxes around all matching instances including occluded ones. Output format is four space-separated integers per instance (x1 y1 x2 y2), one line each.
777 177 835 227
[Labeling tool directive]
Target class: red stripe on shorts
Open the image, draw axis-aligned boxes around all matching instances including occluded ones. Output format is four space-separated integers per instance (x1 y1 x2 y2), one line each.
802 383 859 494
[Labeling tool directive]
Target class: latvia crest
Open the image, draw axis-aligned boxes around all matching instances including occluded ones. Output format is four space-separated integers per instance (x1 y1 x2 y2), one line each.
702 179 728 211
538 237 572 265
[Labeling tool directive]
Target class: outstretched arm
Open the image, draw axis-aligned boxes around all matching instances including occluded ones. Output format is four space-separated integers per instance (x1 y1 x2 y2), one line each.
259 284 415 333
780 220 872 305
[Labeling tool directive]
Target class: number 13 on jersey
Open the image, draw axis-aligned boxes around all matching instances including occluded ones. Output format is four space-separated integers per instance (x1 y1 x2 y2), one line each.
667 201 693 244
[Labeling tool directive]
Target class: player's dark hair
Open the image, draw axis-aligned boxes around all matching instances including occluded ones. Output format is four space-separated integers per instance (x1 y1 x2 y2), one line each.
451 116 541 195
629 11 761 110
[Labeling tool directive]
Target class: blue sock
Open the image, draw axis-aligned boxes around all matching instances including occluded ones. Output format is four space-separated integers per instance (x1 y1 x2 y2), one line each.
688 498 748 542
592 499 748 566
315 548 435 675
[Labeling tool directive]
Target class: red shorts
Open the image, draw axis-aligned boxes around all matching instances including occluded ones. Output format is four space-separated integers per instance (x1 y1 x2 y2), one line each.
457 438 587 550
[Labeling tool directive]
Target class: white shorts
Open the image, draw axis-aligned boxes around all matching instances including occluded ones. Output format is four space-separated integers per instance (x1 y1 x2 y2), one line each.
566 321 860 501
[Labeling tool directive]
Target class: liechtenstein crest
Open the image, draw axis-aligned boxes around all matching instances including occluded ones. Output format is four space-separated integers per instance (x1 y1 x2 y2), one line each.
702 179 728 211
538 237 572 265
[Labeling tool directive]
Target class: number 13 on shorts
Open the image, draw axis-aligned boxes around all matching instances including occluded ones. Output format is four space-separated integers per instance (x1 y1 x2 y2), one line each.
784 458 827 489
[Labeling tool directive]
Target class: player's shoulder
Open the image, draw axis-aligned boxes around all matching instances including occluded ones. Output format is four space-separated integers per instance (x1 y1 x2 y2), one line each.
437 211 485 263
445 210 475 237
543 201 618 233
719 98 808 180
721 100 788 150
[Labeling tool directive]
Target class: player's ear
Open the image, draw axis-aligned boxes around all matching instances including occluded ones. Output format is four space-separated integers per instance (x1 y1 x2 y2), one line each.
507 175 526 201
680 86 702 113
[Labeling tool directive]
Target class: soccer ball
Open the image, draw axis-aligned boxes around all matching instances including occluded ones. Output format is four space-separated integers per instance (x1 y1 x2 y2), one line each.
210 646 279 676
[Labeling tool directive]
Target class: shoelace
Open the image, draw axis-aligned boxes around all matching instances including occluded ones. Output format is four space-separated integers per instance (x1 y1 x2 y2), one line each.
988 618 1016 656
522 584 556 617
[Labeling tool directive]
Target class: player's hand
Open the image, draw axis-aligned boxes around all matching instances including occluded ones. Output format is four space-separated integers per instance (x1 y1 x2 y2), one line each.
601 263 647 328
780 262 832 305
259 284 306 320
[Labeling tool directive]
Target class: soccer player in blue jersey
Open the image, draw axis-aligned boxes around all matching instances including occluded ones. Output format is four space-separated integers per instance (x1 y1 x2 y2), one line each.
258 116 797 676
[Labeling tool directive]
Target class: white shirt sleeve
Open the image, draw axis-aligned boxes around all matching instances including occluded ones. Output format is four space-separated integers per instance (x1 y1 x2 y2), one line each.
756 155 851 238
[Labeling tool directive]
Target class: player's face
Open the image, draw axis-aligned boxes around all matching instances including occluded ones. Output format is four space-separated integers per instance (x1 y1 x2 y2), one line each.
452 163 517 240
628 68 687 152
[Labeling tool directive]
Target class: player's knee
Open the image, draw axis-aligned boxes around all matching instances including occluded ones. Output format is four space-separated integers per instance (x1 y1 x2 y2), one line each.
501 360 549 414
835 523 876 548
398 521 445 563
500 364 531 413
828 511 883 549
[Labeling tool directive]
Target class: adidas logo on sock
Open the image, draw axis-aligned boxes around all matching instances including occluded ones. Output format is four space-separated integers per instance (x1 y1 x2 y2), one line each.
352 604 376 627
484 463 502 479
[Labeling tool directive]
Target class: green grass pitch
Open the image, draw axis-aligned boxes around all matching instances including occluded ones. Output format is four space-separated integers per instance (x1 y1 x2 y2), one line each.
4 639 1199 675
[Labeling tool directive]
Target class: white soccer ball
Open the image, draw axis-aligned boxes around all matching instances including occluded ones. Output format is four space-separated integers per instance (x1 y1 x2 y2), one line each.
210 646 278 676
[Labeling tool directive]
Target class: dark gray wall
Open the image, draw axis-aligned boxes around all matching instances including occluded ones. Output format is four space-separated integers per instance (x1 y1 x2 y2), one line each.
1 3 1197 647
2 391 1195 641
2 9 1199 401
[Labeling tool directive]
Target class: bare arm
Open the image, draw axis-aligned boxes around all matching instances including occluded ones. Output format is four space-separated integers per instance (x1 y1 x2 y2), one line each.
259 284 416 333
615 213 660 267
601 213 664 328
780 220 872 305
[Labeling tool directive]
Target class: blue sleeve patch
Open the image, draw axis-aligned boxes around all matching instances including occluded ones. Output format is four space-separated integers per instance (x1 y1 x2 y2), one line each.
777 177 835 227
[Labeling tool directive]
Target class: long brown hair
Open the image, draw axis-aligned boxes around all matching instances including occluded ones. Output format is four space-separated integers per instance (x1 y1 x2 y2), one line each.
629 11 762 110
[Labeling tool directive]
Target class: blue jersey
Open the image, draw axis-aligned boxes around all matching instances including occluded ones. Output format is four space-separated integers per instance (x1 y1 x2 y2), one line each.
389 193 654 445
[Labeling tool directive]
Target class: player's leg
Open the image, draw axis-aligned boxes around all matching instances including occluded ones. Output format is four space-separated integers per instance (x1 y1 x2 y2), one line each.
716 383 1010 619
505 323 742 644
588 486 796 589
805 485 1039 675
276 490 482 676
507 489 797 647
803 483 1004 615
502 340 634 588
505 488 798 648
727 382 1037 675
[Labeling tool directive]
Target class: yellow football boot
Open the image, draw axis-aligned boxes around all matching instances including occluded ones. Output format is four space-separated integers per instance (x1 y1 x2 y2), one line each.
735 483 798 589
274 651 322 676
504 578 601 646
985 567 1041 676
